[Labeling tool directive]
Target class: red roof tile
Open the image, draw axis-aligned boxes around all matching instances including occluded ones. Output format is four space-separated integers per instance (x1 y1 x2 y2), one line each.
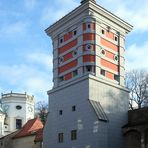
13 118 43 139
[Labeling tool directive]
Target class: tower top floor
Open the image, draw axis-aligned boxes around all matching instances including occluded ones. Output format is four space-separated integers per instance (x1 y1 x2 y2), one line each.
1 91 35 103
45 0 133 88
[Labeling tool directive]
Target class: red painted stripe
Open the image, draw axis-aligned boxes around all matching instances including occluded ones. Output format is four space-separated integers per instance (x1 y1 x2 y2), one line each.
63 52 73 61
58 39 77 54
100 38 118 52
100 58 118 72
106 71 114 80
83 55 95 62
64 72 72 80
59 60 77 73
83 33 95 41
64 32 73 42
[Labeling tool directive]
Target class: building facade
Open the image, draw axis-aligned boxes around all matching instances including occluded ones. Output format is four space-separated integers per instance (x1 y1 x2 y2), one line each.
0 92 35 136
123 107 148 148
44 0 133 147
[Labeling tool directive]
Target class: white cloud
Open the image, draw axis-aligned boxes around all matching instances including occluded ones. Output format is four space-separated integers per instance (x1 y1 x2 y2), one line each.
125 41 148 71
0 63 52 101
0 49 53 101
0 21 29 39
26 51 53 70
41 0 79 27
24 0 36 10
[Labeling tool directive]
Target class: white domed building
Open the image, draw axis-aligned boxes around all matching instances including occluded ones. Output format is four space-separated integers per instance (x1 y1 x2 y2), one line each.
0 92 35 137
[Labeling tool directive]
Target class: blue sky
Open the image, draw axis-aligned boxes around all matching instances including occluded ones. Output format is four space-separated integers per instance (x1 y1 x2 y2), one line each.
0 0 148 101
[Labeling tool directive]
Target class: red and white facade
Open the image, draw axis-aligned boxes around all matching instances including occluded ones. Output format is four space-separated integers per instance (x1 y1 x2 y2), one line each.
44 0 133 148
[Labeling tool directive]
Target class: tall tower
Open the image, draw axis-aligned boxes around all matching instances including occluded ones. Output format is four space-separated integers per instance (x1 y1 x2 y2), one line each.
44 0 133 148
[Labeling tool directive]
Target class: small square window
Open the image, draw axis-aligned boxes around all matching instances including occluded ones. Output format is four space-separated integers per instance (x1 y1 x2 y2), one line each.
73 30 77 36
100 69 105 76
58 133 64 143
115 36 118 41
114 74 119 81
87 24 91 29
86 66 92 72
73 70 78 77
60 38 63 43
59 76 64 82
59 110 63 115
101 29 105 34
71 130 77 140
72 106 76 111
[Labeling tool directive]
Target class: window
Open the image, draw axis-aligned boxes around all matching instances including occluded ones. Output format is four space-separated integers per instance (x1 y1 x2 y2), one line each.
58 133 64 143
100 69 105 76
16 119 22 129
114 74 119 81
73 70 78 77
84 66 95 74
87 24 91 29
60 38 63 43
59 110 63 115
86 66 92 72
86 44 92 51
72 106 76 111
72 50 77 57
58 57 64 64
71 130 77 140
114 55 118 61
101 29 105 34
101 49 105 55
73 30 77 36
115 36 118 41
59 76 64 82
16 105 22 110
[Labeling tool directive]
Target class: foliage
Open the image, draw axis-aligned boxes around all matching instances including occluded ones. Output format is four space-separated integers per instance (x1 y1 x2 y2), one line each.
36 101 48 125
125 69 148 110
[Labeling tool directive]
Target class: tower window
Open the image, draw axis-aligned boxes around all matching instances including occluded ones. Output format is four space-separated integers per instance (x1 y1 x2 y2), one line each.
87 24 91 29
101 49 105 55
58 133 64 143
86 66 92 72
101 29 105 34
100 69 105 76
72 106 76 111
71 130 77 140
59 76 64 82
59 110 63 115
58 57 64 64
60 38 63 43
72 50 77 57
114 74 119 81
73 30 77 36
115 36 118 41
73 70 78 77
114 55 118 61
86 44 92 50
16 119 22 129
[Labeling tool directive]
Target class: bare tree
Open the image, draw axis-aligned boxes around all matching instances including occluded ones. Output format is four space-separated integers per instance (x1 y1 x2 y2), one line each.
125 69 148 110
36 101 48 125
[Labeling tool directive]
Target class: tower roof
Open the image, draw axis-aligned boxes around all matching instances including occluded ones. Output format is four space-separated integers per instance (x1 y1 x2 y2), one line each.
81 0 96 4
